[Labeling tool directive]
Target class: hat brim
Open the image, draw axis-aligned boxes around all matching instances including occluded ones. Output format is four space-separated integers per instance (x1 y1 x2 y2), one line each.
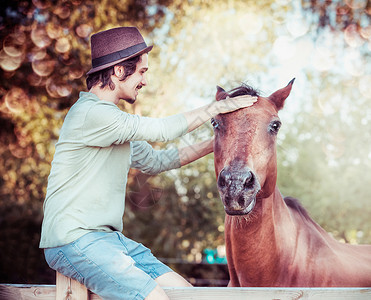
86 45 153 76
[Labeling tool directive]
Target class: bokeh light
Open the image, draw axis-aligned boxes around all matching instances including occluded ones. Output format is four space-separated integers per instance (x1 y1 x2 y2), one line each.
344 24 365 48
313 46 335 71
286 14 309 38
46 77 72 98
4 87 30 114
273 36 295 60
0 50 23 72
32 0 51 9
31 25 52 48
3 31 26 57
27 73 46 87
32 57 56 77
76 24 93 38
238 13 263 35
53 5 71 19
317 90 342 116
344 49 365 76
46 23 63 39
69 66 84 80
8 142 33 159
345 0 367 10
55 37 71 53
28 47 47 62
360 25 371 40
359 75 371 99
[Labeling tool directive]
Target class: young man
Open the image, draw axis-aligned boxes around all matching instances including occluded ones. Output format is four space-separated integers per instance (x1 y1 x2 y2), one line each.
40 27 257 300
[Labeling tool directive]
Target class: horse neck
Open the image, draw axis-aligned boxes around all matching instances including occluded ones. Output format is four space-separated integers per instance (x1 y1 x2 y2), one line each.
225 186 295 240
225 186 297 270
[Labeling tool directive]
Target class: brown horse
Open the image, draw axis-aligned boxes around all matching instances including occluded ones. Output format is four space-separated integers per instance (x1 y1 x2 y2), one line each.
212 80 371 287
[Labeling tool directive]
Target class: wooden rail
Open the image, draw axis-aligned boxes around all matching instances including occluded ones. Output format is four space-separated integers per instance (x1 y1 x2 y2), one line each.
0 272 370 299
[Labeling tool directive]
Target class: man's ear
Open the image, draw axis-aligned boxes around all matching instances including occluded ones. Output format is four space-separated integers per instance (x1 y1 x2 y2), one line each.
113 65 125 77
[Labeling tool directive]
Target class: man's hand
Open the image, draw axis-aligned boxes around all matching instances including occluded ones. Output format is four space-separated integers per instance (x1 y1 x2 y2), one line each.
183 95 258 133
215 95 258 114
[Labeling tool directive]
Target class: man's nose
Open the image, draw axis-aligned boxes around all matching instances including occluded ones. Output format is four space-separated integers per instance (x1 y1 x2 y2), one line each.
141 75 147 86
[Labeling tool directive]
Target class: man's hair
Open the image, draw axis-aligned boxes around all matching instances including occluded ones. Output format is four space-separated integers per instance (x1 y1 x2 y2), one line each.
86 55 142 90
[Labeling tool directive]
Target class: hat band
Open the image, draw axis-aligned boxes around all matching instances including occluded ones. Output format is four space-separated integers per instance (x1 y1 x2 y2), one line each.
92 42 147 68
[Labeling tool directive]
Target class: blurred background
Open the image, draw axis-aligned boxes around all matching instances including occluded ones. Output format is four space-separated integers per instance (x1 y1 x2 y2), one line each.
0 0 370 286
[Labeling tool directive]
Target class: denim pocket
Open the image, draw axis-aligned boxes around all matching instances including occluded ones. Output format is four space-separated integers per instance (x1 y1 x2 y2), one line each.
46 249 84 285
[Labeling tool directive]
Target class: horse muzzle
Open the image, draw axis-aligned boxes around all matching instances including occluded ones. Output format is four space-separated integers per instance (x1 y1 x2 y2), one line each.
217 166 261 215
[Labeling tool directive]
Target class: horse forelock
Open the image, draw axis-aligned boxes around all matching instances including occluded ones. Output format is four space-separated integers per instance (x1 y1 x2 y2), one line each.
218 83 260 100
228 83 260 98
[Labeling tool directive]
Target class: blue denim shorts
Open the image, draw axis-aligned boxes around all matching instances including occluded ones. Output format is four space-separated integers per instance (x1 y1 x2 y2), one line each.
44 231 173 300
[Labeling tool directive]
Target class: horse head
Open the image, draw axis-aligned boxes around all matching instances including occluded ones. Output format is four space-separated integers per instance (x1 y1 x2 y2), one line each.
213 79 294 215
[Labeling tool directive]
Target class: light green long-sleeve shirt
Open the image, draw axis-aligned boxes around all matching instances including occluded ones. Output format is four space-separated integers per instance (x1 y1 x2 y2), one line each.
40 92 188 248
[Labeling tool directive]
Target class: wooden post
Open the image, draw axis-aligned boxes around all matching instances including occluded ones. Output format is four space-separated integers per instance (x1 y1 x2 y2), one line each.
56 272 89 300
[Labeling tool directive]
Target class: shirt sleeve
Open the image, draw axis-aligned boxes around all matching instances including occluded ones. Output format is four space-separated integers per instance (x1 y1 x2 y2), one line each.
130 141 181 175
82 101 188 147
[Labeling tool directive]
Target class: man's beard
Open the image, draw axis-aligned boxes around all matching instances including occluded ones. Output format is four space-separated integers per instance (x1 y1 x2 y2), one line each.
123 84 142 104
124 98 136 104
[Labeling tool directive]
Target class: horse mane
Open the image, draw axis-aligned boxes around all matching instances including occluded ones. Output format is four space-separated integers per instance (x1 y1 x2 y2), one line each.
228 83 260 98
284 196 314 223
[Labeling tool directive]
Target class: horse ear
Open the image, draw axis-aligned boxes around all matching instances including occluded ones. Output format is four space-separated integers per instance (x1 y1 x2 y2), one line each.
216 85 228 101
268 78 295 110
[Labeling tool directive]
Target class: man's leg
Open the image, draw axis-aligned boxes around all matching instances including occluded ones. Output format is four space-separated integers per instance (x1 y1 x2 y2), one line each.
44 232 160 300
145 272 192 300
144 285 169 300
155 271 193 287
118 232 193 299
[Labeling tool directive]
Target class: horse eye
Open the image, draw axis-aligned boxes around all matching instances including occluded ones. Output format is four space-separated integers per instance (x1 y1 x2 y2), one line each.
211 118 220 129
269 120 281 134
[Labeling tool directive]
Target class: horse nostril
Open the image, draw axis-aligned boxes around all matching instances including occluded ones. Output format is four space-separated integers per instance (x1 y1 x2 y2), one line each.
244 171 255 189
238 195 245 207
218 169 230 188
219 176 226 187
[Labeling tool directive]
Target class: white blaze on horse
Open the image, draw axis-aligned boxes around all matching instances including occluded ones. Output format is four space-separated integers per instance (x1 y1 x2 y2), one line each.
212 80 371 287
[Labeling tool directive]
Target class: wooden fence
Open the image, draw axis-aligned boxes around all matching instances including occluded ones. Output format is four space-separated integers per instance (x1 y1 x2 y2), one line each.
1 272 370 299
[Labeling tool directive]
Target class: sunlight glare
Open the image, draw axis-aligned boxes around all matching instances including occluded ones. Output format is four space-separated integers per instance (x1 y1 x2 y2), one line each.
238 13 263 35
273 36 295 60
344 49 365 76
286 15 309 38
359 75 371 99
313 46 335 71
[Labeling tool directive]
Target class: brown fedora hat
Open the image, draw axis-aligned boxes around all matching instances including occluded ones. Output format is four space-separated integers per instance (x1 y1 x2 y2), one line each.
86 27 153 75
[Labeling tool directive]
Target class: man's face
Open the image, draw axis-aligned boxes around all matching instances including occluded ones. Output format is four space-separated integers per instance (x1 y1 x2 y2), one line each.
118 53 148 104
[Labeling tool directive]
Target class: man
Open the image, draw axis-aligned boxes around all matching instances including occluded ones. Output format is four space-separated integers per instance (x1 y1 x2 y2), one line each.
40 27 257 300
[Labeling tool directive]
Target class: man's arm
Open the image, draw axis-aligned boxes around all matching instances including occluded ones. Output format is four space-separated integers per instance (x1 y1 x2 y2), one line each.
179 139 214 166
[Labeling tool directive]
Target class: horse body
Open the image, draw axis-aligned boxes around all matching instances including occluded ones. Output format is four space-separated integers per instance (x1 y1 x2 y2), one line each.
212 81 371 287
